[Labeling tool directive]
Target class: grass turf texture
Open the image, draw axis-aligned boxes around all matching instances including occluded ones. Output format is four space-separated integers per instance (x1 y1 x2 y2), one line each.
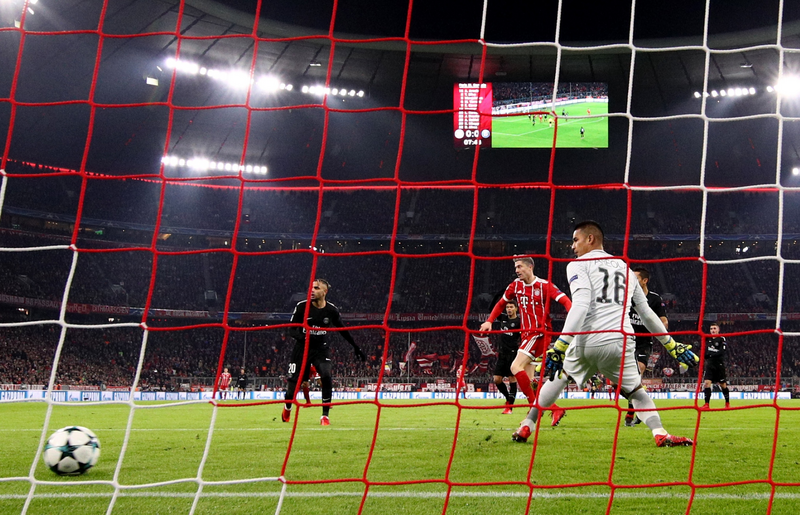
491 101 609 148
1 400 799 514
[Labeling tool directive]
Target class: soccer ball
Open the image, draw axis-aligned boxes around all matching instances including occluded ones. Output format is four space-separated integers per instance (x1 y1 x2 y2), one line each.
43 426 101 475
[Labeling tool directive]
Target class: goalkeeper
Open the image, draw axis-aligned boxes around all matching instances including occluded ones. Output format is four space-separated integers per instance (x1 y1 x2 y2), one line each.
512 221 699 447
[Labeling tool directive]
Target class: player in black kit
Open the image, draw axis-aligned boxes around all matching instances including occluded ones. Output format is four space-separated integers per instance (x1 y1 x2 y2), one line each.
282 279 367 426
236 368 247 400
491 301 521 414
702 323 729 409
624 267 668 426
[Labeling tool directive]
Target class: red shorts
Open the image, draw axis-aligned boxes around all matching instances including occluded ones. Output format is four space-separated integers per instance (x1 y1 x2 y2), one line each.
518 333 547 360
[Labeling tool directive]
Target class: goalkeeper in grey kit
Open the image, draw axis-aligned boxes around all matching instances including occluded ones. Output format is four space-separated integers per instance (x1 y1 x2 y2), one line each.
282 279 366 426
512 221 700 447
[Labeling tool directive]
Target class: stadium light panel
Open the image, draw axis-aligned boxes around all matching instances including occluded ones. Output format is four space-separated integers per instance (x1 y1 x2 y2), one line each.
146 76 158 86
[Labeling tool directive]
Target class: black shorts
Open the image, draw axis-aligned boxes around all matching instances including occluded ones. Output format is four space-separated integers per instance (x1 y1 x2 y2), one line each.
288 342 330 382
493 351 516 378
704 359 727 384
634 341 653 366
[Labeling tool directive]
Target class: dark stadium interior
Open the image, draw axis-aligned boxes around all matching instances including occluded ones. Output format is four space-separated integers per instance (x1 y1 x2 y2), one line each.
1 0 799 391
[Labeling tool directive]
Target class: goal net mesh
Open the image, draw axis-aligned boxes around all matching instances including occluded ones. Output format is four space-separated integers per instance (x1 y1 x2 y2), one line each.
1 0 798 513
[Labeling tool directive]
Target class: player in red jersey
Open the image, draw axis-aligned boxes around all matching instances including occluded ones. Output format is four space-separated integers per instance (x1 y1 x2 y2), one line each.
217 367 231 400
480 256 572 412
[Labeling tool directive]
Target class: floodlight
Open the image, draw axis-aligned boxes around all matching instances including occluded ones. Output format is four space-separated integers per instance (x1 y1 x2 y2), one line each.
27 7 33 14
224 163 232 171
793 167 800 176
166 57 176 68
279 83 286 89
169 156 178 166
711 90 718 97
217 162 224 170
186 159 194 168
340 89 348 96
161 156 169 164
767 85 774 92
727 88 734 96
245 165 253 172
286 84 293 91
332 88 339 95
146 76 158 86
30 0 38 4
749 87 756 94
349 90 355 96
720 90 727 97
776 76 800 96
178 159 186 167
209 161 216 169
200 67 207 75
357 90 364 97
261 166 268 174
302 85 309 93
693 91 701 98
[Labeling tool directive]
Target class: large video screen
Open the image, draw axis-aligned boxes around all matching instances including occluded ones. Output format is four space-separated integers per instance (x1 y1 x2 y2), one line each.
453 82 608 149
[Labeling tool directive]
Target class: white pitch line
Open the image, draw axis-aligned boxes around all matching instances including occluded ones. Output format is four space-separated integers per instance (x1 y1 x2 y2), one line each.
0 491 798 500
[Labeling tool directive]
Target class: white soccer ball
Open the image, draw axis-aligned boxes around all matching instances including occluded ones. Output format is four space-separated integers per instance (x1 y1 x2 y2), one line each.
43 426 101 476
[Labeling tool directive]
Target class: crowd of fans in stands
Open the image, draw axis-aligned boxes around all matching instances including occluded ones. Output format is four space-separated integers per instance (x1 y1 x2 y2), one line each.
3 164 800 387
1 321 797 389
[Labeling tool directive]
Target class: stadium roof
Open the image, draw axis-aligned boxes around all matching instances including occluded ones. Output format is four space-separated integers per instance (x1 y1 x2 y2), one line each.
2 0 800 185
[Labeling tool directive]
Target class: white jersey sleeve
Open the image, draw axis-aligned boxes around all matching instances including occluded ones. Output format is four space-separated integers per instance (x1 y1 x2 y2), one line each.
566 250 636 346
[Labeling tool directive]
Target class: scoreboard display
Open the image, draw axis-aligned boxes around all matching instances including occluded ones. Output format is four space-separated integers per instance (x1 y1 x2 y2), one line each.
453 81 609 149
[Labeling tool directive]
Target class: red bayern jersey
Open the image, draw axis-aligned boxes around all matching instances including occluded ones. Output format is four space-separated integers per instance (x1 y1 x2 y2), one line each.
219 372 232 389
502 278 569 336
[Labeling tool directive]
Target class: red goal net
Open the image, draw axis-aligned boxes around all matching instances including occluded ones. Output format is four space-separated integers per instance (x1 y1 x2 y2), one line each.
1 0 798 513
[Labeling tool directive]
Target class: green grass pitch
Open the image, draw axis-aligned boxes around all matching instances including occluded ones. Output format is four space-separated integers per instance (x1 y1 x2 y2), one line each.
491 101 609 148
2 400 799 514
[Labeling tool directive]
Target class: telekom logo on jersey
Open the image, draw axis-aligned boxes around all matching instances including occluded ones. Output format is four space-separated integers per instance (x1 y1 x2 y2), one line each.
517 287 540 309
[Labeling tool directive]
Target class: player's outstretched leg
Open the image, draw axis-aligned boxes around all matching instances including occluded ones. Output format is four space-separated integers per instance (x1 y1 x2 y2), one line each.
628 387 693 447
512 375 568 443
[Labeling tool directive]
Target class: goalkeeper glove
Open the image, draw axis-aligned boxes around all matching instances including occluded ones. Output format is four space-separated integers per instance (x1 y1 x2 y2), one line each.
545 338 570 381
353 346 367 361
662 338 699 367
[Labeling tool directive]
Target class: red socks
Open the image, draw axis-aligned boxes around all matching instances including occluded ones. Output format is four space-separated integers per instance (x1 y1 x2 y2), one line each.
514 371 535 403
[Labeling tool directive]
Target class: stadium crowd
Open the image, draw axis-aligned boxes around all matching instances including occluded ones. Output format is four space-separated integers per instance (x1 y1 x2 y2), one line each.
1 321 797 389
